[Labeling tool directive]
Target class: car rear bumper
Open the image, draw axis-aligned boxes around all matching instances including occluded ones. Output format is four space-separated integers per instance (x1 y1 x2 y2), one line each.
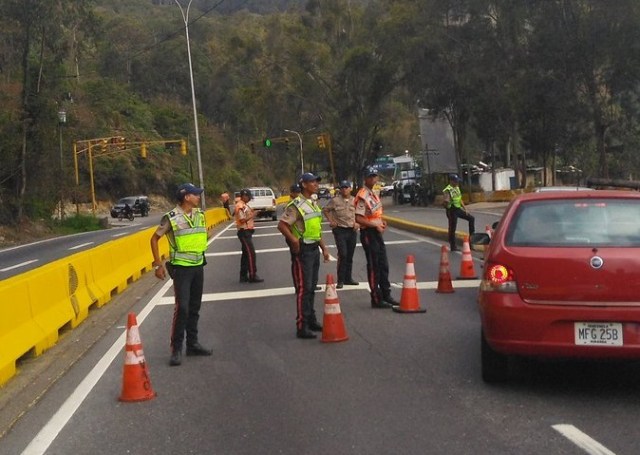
479 292 640 358
254 207 276 217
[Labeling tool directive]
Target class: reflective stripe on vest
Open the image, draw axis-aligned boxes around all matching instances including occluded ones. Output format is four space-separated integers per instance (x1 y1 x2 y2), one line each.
355 187 383 222
443 185 462 209
288 196 322 242
167 209 207 266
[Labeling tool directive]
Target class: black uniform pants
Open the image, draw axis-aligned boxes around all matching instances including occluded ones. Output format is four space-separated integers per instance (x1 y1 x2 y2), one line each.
446 207 475 250
170 264 204 351
292 242 320 330
360 228 391 305
237 229 257 279
332 226 357 283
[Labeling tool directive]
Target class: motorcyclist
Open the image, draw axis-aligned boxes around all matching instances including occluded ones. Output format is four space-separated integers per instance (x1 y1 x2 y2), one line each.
122 203 133 219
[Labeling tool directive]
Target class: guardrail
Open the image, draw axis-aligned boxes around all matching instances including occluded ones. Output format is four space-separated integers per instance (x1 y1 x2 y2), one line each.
0 207 230 386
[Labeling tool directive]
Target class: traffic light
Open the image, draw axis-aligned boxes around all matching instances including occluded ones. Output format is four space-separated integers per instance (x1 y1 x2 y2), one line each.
111 136 126 150
263 138 272 148
140 143 147 158
100 139 108 153
180 140 187 155
317 134 326 149
284 138 289 151
118 136 126 150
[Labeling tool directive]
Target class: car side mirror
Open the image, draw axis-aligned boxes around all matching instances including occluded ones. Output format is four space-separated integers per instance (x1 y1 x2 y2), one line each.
492 221 499 230
470 232 491 245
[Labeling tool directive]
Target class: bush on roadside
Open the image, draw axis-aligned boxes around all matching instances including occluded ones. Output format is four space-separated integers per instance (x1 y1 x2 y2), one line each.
54 214 102 235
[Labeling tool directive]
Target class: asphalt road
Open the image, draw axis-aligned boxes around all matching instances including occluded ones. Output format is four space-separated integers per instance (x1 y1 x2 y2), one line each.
2 206 639 455
0 214 162 280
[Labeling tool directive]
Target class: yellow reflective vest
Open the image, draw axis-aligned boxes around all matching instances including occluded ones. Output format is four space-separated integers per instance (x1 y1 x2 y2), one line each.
167 209 207 266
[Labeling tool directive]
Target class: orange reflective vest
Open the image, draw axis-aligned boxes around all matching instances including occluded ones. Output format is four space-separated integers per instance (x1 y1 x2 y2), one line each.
355 186 383 224
234 200 254 230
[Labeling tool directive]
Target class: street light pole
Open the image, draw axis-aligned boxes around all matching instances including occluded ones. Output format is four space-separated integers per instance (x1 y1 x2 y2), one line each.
175 0 205 209
284 129 304 175
57 109 67 219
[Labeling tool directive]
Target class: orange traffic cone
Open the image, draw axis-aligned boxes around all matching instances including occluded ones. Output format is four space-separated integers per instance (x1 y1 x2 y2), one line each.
485 224 493 239
393 255 426 313
119 313 156 402
457 235 478 280
436 245 455 293
321 275 349 343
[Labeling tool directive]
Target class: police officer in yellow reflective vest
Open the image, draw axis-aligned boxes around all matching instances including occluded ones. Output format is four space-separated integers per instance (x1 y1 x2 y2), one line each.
278 173 330 339
150 183 212 366
443 173 475 251
355 167 399 309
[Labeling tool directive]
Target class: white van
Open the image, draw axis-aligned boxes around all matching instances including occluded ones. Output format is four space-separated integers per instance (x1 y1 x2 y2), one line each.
238 187 277 221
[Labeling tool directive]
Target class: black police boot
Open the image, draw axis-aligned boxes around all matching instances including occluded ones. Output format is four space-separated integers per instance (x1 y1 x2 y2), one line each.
336 282 344 289
248 275 264 283
344 279 359 285
169 349 182 366
296 327 317 339
371 301 393 309
186 342 212 356
383 294 400 306
308 321 323 332
239 274 249 283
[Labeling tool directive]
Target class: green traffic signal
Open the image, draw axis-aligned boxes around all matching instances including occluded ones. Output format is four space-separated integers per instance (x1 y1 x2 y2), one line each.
263 138 272 148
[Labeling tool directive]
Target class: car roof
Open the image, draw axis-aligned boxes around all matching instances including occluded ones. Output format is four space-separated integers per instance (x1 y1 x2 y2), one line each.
533 186 594 192
516 189 640 202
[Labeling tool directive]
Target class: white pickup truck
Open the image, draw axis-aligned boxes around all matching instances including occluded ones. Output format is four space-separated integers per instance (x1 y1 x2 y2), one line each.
235 187 277 221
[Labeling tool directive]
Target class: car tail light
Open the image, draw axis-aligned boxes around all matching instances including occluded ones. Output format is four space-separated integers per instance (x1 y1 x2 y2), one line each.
480 263 517 293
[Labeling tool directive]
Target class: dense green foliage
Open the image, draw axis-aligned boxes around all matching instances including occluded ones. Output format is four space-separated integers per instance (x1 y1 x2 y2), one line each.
1 0 640 224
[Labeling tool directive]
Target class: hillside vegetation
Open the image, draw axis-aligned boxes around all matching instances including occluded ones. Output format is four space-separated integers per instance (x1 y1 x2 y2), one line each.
2 0 640 225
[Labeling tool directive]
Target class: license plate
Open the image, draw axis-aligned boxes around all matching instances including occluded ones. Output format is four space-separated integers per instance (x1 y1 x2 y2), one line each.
574 322 623 346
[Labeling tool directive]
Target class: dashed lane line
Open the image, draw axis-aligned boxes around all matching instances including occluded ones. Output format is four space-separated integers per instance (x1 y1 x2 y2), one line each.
0 259 38 272
68 242 94 250
552 424 616 455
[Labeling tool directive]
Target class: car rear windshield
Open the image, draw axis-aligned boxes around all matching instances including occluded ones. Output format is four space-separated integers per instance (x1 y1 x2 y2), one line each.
506 199 640 247
250 189 273 197
118 197 138 205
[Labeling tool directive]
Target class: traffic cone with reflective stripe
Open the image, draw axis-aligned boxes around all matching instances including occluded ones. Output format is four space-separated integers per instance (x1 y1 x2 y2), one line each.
457 235 478 280
321 275 349 343
393 255 426 313
119 313 156 402
436 245 455 293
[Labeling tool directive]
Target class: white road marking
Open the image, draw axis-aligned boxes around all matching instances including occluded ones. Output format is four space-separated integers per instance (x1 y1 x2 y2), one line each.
206 239 426 258
218 232 285 240
155 280 482 306
0 259 38 272
111 232 128 238
552 424 616 455
68 242 94 250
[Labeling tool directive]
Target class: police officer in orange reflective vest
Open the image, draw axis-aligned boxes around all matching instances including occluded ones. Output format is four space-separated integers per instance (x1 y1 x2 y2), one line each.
278 173 330 339
235 188 263 283
355 168 399 309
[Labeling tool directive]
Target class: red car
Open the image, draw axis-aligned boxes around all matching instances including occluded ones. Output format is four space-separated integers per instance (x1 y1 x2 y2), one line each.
475 190 640 382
